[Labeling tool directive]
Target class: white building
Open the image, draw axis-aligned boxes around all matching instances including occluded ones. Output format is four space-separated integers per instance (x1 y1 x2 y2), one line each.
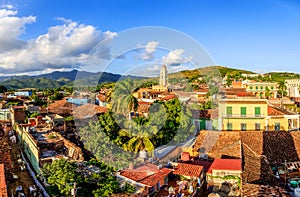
285 79 300 98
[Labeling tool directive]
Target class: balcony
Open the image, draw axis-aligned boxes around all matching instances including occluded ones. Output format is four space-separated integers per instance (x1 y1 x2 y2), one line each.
223 114 265 119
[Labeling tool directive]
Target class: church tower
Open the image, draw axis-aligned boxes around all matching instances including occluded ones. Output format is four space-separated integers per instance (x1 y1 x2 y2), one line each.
159 65 168 87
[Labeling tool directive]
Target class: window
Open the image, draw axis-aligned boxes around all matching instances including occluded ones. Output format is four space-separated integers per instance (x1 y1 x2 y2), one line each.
241 123 247 131
255 107 261 117
226 107 232 117
256 86 258 90
260 86 264 90
250 86 253 90
255 123 260 131
227 123 232 131
149 186 155 194
275 123 280 131
241 107 246 117
271 86 274 90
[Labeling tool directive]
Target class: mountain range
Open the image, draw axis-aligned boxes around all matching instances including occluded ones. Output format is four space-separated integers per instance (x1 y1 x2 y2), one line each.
1 66 300 89
0 70 144 89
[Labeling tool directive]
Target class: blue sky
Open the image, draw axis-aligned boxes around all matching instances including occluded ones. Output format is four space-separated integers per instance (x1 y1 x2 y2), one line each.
0 0 300 76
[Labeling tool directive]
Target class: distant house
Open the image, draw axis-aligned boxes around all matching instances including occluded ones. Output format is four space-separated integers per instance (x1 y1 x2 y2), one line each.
72 103 108 119
48 99 76 115
243 81 278 98
67 97 89 106
285 79 300 99
116 164 172 196
10 106 26 125
206 158 242 185
14 89 33 97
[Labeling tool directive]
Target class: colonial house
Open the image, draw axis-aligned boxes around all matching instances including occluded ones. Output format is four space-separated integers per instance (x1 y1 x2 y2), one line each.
219 98 268 131
243 81 278 98
219 98 300 131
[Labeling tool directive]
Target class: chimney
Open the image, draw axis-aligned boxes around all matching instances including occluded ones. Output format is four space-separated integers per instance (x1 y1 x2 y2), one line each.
128 162 134 170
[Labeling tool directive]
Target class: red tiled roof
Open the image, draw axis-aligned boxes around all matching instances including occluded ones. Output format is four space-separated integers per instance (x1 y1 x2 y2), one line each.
119 164 172 187
97 94 107 102
267 105 294 116
173 163 203 177
268 106 284 116
207 158 242 174
48 99 76 112
73 104 108 118
0 164 8 197
160 94 177 101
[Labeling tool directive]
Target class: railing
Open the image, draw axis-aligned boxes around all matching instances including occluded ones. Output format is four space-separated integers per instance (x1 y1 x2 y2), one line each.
223 114 265 118
20 151 50 197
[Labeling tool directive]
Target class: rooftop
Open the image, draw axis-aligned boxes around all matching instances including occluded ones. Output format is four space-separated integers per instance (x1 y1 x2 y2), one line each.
172 163 203 177
119 164 172 187
207 158 242 174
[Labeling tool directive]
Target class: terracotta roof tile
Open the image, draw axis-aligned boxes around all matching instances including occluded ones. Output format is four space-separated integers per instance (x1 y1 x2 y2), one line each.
173 163 203 177
119 164 172 187
73 103 108 119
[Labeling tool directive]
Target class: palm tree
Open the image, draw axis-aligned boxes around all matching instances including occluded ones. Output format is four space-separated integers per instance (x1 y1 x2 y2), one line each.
265 86 270 99
278 80 287 108
123 117 157 156
111 79 138 116
278 80 287 98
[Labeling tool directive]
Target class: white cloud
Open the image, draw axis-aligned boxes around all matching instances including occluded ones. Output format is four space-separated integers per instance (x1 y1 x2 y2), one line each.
147 65 160 71
0 6 117 75
162 49 190 66
1 4 15 9
0 6 36 51
138 41 159 60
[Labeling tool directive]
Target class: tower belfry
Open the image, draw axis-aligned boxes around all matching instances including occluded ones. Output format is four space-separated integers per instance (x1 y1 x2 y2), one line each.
159 65 168 87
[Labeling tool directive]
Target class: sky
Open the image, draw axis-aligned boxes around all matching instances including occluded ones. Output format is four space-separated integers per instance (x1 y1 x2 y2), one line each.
0 0 300 76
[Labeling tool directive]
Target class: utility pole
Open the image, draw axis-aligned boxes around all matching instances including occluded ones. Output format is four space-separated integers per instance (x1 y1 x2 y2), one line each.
71 182 76 197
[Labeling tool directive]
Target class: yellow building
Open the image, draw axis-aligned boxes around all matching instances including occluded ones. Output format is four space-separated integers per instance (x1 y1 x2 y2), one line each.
219 98 268 131
219 98 299 131
243 81 278 98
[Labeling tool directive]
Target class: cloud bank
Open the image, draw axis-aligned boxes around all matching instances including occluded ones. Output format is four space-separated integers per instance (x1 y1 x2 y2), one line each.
0 5 117 75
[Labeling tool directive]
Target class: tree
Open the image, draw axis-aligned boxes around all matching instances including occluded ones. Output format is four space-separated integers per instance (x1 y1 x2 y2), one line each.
278 80 287 108
79 119 134 170
278 80 287 98
111 79 138 116
265 86 270 99
41 158 84 196
0 85 7 93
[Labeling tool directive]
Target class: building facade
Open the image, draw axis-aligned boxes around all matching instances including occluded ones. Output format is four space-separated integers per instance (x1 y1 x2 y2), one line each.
243 81 278 98
219 99 268 131
285 79 300 98
219 98 300 131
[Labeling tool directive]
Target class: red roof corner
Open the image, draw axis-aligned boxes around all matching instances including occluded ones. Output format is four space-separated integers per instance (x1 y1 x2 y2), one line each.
207 158 242 174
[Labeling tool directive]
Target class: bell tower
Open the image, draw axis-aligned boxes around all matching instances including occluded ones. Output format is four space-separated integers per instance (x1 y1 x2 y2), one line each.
159 65 168 87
